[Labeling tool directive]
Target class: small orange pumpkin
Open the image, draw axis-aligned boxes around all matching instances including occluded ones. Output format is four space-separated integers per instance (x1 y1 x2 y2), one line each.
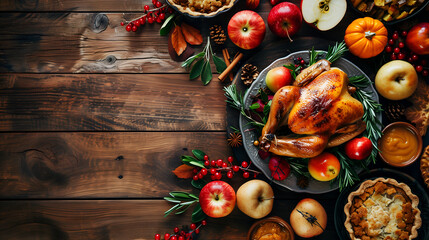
344 17 388 59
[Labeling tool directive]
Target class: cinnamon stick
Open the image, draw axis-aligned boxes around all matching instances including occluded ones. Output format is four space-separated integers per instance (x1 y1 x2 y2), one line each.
218 52 243 82
222 49 234 82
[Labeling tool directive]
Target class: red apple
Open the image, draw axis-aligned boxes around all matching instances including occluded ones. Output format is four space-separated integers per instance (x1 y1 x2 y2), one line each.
267 2 302 41
199 181 236 218
290 198 327 238
345 137 373 160
406 22 429 55
308 152 340 181
265 66 293 93
301 0 347 31
227 10 266 50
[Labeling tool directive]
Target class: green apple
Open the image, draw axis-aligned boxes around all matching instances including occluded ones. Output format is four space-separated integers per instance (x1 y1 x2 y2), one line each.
265 66 293 93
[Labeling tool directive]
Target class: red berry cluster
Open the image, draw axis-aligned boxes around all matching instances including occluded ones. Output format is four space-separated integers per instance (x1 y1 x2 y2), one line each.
120 0 173 32
293 57 307 68
154 220 207 240
192 155 259 181
384 30 428 77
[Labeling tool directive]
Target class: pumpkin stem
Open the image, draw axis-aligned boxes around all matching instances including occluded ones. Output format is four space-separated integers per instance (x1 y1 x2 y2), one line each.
365 31 376 39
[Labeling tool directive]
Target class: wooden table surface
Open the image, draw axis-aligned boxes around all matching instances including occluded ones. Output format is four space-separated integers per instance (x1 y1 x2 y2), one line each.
0 0 428 239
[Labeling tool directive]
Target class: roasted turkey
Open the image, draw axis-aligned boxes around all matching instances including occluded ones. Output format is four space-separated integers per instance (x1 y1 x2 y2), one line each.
259 59 366 158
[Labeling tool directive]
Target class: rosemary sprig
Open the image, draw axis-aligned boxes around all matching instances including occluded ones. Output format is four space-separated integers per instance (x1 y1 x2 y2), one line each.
349 75 383 165
164 191 199 217
288 158 310 178
224 84 265 128
308 47 321 66
283 63 303 79
182 37 226 85
333 149 360 191
325 41 348 63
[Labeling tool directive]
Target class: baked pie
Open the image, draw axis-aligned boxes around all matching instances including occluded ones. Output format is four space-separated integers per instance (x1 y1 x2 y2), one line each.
167 0 236 16
421 145 429 189
344 178 421 240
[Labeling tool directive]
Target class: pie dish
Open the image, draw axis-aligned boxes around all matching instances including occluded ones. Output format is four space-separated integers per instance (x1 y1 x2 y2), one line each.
421 145 429 189
344 177 422 240
166 0 237 17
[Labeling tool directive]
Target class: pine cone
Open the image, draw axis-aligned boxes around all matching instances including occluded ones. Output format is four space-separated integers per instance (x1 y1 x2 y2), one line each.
241 64 259 86
385 102 406 122
209 25 227 46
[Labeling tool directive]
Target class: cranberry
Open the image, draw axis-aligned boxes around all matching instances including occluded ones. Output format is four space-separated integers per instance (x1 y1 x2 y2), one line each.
394 48 400 54
390 53 397 60
241 161 249 168
134 20 140 27
232 165 240 172
174 227 179 233
198 173 203 179
190 223 196 230
156 1 163 8
216 159 223 167
144 5 150 11
210 160 216 167
227 171 233 178
139 17 146 25
125 24 132 32
214 172 221 180
178 237 184 240
204 160 209 167
243 172 250 178
210 168 216 175
202 220 207 226
388 39 395 45
132 25 137 32
204 155 209 161
227 156 233 162
385 46 392 53
195 229 200 234
222 162 228 168
170 236 177 240
398 53 406 60
416 65 423 72
398 42 404 48
392 33 399 40
401 30 407 37
147 17 154 24
155 234 161 240
193 175 198 181
120 22 125 26
412 54 419 62
422 70 428 77
201 168 207 175
164 233 170 240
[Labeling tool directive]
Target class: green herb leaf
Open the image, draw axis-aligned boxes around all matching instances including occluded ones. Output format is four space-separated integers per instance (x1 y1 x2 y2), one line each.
191 179 207 189
181 155 199 166
182 52 205 68
189 58 205 79
163 197 181 203
188 160 205 168
212 55 227 73
250 102 260 110
169 191 193 200
175 204 193 215
164 204 181 217
201 61 212 85
159 13 176 36
192 204 207 223
192 149 206 161
309 47 321 66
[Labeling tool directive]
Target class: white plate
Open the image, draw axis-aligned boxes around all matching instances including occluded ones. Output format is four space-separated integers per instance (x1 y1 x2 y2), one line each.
239 50 381 194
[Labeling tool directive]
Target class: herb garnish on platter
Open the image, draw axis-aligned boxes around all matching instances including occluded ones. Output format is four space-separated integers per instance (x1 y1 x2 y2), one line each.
225 42 383 191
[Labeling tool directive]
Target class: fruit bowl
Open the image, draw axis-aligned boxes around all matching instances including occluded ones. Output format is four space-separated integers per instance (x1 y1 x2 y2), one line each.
239 50 382 194
166 0 238 18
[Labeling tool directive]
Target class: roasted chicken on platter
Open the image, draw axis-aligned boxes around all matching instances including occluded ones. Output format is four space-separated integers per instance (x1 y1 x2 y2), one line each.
259 59 366 158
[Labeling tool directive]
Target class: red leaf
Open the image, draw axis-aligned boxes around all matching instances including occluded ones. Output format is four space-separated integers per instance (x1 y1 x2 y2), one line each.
181 23 203 45
172 164 195 179
269 156 290 181
170 25 187 56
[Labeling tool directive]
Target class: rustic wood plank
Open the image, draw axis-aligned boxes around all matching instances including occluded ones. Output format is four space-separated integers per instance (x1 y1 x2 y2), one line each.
0 73 226 131
0 132 234 198
0 2 361 74
0 0 149 11
0 199 339 239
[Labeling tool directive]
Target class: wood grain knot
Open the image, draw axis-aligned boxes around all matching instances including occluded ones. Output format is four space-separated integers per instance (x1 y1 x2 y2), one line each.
103 55 117 65
90 14 109 33
22 149 68 186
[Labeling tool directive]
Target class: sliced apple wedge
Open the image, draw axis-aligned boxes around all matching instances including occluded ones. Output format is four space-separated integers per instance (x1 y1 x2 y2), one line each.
301 0 347 31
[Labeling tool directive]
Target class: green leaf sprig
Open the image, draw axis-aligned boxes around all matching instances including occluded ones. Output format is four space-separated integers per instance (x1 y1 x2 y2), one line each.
224 84 265 129
159 13 176 36
164 191 207 222
349 75 383 165
182 37 227 85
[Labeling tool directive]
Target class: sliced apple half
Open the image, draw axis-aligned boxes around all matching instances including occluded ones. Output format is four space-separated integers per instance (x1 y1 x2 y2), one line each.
301 0 347 31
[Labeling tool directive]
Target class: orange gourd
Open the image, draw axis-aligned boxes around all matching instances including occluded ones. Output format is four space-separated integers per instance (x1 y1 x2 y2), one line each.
344 17 388 59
